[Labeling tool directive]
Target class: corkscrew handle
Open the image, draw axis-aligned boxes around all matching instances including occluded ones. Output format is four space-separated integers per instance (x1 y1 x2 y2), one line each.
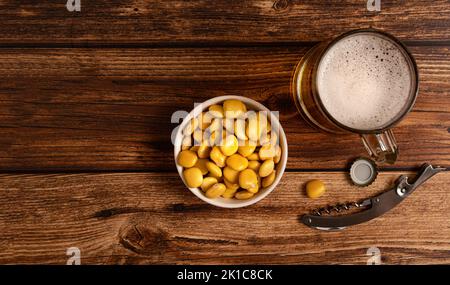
396 163 446 197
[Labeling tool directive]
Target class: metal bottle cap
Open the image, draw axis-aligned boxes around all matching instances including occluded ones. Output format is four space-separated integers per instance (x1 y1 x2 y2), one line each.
349 157 378 187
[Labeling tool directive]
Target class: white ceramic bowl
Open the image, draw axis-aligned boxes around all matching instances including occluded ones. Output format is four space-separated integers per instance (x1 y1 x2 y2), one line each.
173 95 288 208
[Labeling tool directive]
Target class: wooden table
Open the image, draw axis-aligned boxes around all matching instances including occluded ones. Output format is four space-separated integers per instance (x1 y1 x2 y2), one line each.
0 1 449 265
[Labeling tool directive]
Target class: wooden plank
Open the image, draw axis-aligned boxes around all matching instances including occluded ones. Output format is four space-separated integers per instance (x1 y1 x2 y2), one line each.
0 171 448 264
0 0 449 44
0 46 448 171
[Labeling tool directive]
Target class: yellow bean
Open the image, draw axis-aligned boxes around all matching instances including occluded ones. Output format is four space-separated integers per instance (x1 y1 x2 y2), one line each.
247 160 261 172
262 171 276 188
210 146 226 167
223 118 234 133
209 104 224 118
274 145 282 164
181 135 193 150
199 112 213 130
239 168 258 190
269 131 278 146
207 129 216 146
224 179 240 191
259 159 274 178
247 184 259 194
257 112 270 133
222 187 239 198
200 177 218 192
197 143 211 159
235 191 254 200
194 158 209 175
190 145 199 152
209 118 223 132
183 167 203 188
234 118 247 140
260 131 277 145
223 100 247 118
306 179 326 199
220 134 238 156
193 129 204 143
248 111 270 142
237 144 256 157
247 152 259 161
177 150 198 168
246 112 259 142
259 132 270 145
206 161 222 178
205 183 226 198
183 118 198 135
223 167 239 183
208 128 225 146
259 144 276 160
260 129 277 145
226 154 248 171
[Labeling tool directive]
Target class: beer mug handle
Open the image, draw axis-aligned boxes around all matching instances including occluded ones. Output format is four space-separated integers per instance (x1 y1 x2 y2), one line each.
360 129 398 164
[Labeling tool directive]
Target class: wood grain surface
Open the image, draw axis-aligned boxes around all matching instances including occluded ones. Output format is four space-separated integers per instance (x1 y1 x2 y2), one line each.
0 46 449 171
1 0 450 44
0 171 448 264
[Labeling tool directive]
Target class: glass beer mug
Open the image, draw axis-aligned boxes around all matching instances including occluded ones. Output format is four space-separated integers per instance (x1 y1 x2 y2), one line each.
291 29 419 164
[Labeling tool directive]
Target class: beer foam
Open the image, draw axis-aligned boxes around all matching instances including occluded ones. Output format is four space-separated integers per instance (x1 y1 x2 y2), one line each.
317 33 414 130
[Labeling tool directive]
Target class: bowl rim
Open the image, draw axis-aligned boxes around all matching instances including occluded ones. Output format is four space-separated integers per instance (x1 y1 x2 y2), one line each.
173 95 288 208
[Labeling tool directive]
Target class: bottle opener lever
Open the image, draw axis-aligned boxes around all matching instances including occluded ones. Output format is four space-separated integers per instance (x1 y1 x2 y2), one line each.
301 163 446 231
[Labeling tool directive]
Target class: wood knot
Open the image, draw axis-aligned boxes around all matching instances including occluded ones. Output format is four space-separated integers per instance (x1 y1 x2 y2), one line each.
119 224 169 255
273 0 289 11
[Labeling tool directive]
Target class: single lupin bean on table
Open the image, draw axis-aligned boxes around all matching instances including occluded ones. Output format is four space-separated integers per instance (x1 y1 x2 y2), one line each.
306 179 326 199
